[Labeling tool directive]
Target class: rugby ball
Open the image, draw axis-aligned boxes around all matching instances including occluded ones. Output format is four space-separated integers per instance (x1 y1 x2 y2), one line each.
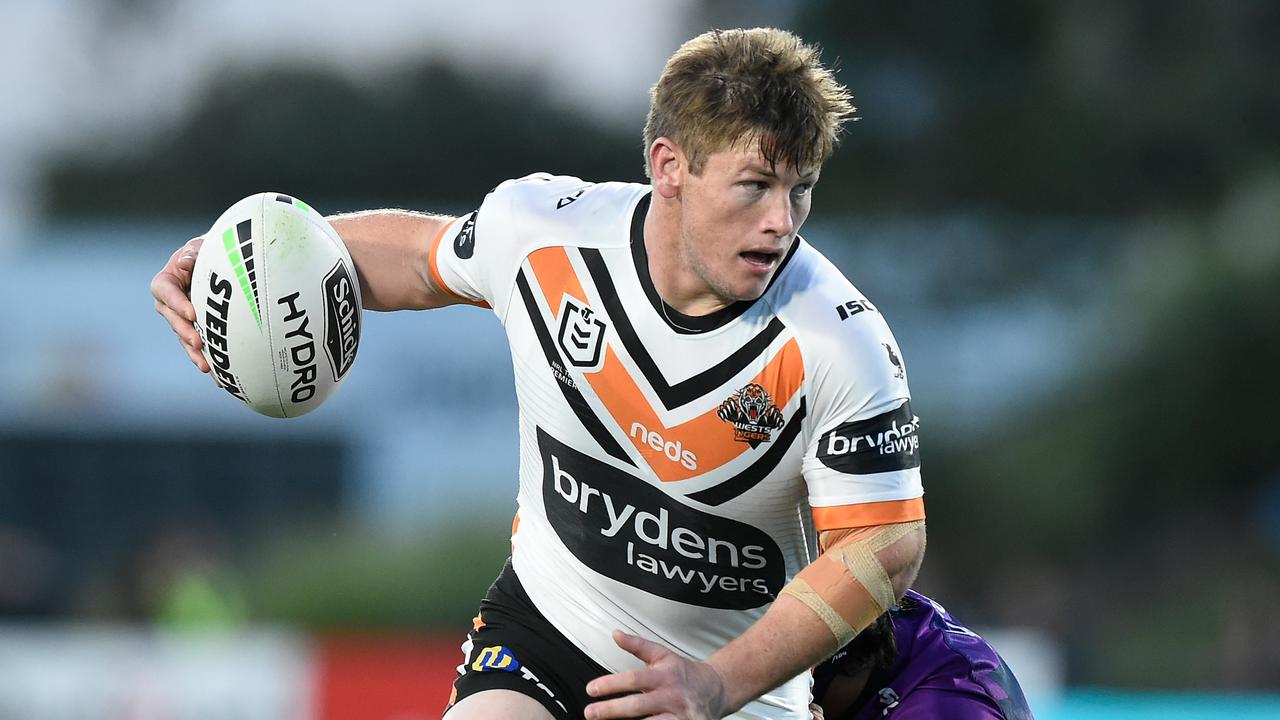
190 192 361 418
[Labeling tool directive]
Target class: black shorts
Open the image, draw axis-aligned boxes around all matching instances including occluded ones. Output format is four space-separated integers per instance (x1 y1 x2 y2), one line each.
447 559 615 720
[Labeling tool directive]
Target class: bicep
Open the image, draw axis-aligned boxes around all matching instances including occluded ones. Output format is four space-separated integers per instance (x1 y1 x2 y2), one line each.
818 522 926 600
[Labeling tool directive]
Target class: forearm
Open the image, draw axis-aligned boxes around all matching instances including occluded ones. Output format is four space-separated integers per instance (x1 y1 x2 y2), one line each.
326 209 456 311
706 594 844 712
709 521 926 714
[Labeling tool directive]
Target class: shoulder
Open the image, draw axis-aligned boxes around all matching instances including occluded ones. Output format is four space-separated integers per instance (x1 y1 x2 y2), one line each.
889 592 1035 720
895 591 994 661
765 239 909 408
766 239 890 345
432 174 644 316
482 173 648 247
886 593 992 683
443 174 647 317
487 172 592 209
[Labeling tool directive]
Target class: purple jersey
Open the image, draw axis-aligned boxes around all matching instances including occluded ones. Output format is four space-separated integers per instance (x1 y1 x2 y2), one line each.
814 590 1034 720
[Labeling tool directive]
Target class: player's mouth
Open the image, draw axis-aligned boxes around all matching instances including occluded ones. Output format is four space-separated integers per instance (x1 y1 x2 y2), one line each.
740 249 782 273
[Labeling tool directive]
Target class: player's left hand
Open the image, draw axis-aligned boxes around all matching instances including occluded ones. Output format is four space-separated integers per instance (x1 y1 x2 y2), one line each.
584 630 729 720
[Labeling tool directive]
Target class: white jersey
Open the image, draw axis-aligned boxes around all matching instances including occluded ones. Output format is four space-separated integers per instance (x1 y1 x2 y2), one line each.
429 174 925 719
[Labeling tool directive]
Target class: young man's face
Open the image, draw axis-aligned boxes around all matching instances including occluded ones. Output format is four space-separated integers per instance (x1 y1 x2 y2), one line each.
676 142 818 307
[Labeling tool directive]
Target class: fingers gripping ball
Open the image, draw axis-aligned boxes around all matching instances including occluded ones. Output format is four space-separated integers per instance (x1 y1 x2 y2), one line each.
190 192 362 418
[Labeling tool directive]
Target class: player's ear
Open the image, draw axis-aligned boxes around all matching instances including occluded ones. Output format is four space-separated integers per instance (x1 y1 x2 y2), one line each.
650 137 684 199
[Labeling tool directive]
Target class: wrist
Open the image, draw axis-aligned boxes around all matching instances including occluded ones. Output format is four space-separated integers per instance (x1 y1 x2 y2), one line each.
705 655 744 716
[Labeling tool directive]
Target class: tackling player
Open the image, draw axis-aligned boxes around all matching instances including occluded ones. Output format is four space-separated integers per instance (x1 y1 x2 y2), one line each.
812 591 1034 720
153 28 928 720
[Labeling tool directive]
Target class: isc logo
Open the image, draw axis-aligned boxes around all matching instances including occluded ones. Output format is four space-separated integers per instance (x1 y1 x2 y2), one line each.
835 298 877 321
630 422 697 470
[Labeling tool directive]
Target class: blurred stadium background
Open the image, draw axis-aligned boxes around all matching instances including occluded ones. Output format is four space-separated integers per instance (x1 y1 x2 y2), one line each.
1 1 1277 718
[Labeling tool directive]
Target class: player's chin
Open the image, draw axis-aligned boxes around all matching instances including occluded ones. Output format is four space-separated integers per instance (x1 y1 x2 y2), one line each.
734 264 779 295
722 277 771 303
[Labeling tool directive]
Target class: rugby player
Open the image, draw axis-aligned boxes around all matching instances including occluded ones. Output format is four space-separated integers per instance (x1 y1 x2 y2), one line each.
811 591 1034 720
153 28 928 720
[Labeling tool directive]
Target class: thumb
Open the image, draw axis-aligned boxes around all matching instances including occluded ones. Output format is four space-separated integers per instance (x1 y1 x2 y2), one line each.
612 630 671 665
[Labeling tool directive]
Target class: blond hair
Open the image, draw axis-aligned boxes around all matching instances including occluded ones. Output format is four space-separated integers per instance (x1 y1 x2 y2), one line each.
644 28 855 178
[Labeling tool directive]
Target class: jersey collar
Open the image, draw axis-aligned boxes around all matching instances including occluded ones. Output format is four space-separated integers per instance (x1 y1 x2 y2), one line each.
629 192 799 335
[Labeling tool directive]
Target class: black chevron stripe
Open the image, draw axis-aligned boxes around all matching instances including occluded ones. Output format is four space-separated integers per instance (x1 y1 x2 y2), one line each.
235 219 260 315
686 398 807 506
515 270 634 467
579 247 787 411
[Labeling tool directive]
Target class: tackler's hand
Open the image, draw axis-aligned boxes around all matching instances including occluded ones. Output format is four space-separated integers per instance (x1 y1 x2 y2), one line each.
584 630 728 720
151 236 208 373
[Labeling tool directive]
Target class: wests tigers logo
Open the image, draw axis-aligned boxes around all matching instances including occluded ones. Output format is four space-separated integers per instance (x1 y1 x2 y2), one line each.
718 383 784 448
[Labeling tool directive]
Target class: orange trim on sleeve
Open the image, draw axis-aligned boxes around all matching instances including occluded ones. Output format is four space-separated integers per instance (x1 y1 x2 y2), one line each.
811 497 925 531
427 218 491 308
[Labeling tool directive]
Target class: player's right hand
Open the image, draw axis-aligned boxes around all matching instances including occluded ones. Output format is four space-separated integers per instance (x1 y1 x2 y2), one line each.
151 236 209 373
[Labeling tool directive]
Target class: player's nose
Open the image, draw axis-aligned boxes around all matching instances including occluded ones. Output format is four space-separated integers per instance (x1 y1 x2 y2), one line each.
761 190 795 237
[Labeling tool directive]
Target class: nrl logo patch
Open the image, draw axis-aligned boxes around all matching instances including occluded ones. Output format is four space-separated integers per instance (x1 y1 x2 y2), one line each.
557 296 607 371
718 383 785 448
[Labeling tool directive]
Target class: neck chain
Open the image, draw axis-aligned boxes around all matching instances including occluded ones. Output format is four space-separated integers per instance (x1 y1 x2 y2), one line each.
658 298 700 333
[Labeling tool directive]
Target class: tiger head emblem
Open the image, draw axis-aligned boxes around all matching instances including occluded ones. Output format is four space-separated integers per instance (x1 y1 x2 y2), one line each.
739 384 772 423
718 383 785 446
